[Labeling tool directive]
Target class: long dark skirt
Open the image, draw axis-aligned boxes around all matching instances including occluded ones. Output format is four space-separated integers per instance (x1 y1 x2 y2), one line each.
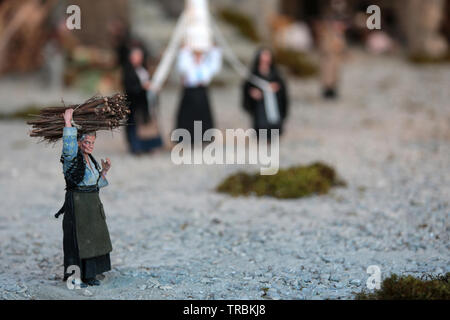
126 122 163 154
81 254 111 280
62 190 112 281
126 112 163 154
175 86 214 144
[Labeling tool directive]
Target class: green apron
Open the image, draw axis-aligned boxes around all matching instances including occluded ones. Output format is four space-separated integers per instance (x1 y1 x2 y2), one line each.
73 191 113 259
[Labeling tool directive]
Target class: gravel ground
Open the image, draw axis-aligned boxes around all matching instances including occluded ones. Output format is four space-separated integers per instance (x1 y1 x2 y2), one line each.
0 51 449 300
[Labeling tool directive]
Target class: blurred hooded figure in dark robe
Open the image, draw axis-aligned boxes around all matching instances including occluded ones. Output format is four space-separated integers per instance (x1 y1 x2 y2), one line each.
242 48 289 140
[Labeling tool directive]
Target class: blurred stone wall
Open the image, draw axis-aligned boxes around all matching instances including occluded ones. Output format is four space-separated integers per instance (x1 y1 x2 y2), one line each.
211 0 280 42
72 0 447 57
66 0 129 48
277 0 449 57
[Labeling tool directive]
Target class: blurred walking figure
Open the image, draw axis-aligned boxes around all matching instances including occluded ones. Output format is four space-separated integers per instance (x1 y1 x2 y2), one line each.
242 48 289 140
316 0 349 99
123 47 163 154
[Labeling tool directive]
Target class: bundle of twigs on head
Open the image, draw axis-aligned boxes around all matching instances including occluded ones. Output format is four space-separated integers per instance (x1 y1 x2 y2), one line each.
27 93 130 143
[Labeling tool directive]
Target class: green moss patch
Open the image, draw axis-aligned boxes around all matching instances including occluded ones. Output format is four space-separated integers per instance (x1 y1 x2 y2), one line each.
216 162 345 199
355 273 450 300
274 48 318 78
219 8 260 43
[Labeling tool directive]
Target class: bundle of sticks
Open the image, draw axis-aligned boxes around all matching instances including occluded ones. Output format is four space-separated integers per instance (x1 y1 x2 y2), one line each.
27 94 130 143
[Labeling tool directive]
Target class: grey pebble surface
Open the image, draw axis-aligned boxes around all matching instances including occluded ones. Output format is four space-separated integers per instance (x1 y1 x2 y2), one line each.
0 46 449 299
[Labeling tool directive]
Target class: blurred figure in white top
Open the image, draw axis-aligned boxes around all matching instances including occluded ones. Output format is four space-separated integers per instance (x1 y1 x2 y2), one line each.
174 0 223 144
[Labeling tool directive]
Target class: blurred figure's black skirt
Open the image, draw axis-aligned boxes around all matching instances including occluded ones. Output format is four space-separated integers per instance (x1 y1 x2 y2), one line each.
126 122 163 154
176 86 214 143
126 110 163 154
62 188 112 281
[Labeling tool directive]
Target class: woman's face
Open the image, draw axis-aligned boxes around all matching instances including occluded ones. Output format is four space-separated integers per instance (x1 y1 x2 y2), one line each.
193 50 204 63
259 50 272 68
79 135 96 155
130 49 143 67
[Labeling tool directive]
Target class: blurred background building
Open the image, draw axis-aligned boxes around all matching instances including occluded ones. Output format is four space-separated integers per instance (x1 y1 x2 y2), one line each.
0 0 448 106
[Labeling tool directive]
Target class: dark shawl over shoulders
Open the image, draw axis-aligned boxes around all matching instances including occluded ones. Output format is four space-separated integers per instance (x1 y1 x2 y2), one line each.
59 151 101 191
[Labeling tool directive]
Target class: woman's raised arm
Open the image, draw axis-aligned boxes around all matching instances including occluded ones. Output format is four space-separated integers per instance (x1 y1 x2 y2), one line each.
62 109 78 164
